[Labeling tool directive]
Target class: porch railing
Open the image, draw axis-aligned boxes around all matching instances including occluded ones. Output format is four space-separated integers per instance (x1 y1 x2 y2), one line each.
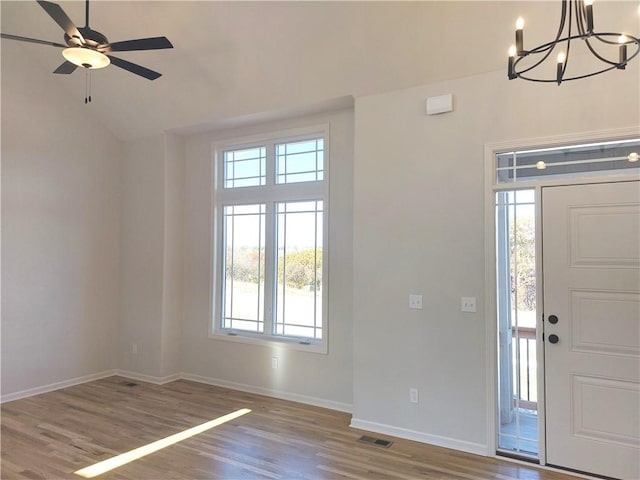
513 326 537 411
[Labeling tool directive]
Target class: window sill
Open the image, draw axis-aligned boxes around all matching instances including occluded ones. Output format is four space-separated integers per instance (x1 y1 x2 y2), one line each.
209 330 328 354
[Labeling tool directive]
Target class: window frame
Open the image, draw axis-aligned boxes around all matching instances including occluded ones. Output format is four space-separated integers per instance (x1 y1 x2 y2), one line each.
210 125 330 353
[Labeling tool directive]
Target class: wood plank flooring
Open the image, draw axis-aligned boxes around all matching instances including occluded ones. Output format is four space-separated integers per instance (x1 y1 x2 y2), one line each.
1 376 579 479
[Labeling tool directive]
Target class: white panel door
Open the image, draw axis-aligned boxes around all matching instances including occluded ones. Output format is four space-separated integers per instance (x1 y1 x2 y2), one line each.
543 181 640 479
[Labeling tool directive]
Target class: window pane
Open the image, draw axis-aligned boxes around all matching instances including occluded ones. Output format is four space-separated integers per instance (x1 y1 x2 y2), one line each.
224 147 266 188
496 138 640 183
276 139 324 184
222 204 265 332
496 190 538 456
275 201 323 339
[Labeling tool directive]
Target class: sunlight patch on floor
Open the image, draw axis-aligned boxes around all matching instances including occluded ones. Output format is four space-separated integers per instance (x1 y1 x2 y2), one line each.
74 408 252 478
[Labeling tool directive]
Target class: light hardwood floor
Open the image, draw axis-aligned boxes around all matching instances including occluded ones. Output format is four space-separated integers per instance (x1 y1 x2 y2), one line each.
1 376 578 480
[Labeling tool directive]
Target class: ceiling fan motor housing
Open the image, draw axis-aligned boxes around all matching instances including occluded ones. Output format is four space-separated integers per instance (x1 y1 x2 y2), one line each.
65 27 108 51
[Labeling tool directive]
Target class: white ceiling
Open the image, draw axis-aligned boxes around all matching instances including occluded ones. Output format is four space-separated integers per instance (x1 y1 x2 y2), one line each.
2 1 638 141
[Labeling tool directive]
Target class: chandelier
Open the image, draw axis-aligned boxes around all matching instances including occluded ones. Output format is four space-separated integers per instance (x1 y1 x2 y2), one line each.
507 0 639 85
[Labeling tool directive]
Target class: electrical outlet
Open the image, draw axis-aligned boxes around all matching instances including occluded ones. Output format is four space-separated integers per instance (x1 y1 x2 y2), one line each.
461 296 477 313
409 294 423 310
272 357 278 369
132 343 138 355
409 388 419 404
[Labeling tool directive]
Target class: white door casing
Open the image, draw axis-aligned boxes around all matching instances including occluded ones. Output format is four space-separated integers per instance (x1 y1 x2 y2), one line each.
543 181 640 479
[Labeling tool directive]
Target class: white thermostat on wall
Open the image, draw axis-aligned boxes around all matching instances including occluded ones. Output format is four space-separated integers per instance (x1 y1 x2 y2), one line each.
426 94 453 115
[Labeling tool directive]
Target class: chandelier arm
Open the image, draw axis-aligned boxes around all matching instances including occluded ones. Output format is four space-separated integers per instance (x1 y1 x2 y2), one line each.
516 33 640 71
557 0 569 43
515 1 568 76
514 32 635 76
517 64 618 82
583 36 620 66
521 32 631 55
593 33 637 46
592 34 619 45
515 48 554 75
559 0 576 81
575 0 588 37
626 42 640 63
574 0 622 66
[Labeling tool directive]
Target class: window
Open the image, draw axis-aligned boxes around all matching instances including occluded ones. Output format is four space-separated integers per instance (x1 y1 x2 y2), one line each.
495 189 538 456
213 128 328 349
496 138 639 183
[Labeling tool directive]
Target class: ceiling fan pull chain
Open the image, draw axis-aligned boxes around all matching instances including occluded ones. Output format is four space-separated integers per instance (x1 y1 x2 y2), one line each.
84 68 92 104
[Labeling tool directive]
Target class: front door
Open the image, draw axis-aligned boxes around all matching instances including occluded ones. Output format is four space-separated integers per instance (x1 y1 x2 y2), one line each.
542 181 640 479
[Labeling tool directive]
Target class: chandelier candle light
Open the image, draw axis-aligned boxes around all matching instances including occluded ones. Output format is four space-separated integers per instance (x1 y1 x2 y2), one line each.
507 0 639 85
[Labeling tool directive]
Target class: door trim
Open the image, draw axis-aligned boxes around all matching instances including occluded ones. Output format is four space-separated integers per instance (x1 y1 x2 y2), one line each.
483 126 640 464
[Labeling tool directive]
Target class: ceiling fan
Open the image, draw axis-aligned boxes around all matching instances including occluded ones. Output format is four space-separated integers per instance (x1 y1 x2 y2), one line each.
1 0 173 85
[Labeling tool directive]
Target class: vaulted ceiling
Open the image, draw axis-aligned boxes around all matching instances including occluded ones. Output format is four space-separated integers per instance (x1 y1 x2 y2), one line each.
2 1 637 141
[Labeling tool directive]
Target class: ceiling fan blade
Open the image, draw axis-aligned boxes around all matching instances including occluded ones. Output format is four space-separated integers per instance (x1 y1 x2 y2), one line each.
54 61 78 74
107 55 162 80
36 0 84 44
0 33 66 48
108 36 173 52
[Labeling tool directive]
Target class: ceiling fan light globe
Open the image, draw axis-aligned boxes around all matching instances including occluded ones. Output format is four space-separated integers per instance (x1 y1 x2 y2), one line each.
62 47 110 69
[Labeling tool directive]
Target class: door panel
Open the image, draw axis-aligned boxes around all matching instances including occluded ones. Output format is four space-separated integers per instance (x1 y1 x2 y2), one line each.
568 204 640 267
572 375 640 446
543 181 640 479
571 290 640 356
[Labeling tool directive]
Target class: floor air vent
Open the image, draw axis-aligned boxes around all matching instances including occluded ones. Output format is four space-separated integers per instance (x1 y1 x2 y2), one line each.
358 435 393 448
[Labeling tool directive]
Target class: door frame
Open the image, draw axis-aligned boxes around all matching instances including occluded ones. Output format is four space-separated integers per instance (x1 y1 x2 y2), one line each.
483 126 640 466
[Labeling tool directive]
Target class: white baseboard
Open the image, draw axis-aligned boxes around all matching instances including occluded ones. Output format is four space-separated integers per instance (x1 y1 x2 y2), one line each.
181 372 353 413
1 370 352 414
1 369 118 404
350 417 487 456
115 370 181 385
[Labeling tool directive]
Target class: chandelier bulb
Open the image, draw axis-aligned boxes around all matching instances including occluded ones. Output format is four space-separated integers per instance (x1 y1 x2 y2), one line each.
515 17 525 54
628 152 639 163
556 52 565 85
618 35 628 66
508 45 517 78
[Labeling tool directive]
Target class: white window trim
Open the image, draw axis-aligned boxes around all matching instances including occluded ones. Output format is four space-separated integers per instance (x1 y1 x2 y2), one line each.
209 124 330 354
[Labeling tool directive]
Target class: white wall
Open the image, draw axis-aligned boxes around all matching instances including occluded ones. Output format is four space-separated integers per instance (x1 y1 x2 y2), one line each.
351 59 639 451
118 134 184 380
1 42 121 397
161 134 184 378
180 108 354 410
118 136 165 377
